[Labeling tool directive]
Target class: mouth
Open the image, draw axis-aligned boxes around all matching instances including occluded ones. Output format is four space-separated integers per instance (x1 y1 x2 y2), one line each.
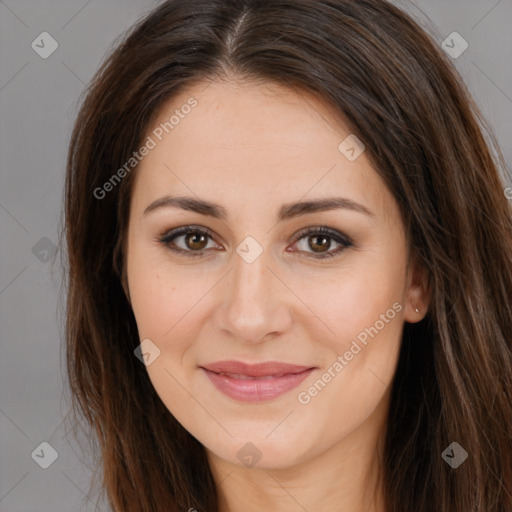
200 361 316 402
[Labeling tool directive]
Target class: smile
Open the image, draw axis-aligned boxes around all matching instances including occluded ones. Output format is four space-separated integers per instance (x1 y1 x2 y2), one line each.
200 361 316 402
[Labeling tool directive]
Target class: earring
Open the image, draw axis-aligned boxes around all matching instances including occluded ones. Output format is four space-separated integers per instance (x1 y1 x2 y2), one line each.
415 307 420 314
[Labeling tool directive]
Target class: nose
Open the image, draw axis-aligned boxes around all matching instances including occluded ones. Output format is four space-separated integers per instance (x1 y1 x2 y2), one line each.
211 248 293 344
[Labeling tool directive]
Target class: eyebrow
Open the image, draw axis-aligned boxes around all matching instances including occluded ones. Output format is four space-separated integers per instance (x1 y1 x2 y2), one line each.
143 195 374 221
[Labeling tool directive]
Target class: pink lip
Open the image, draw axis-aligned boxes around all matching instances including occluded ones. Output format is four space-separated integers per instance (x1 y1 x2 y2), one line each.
200 361 315 402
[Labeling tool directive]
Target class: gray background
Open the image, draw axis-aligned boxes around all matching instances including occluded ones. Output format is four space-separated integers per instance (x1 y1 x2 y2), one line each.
1 1 511 511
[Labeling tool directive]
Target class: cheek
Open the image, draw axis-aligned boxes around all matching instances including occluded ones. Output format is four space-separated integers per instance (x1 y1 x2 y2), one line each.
127 256 208 420
127 241 202 339
293 271 404 438
127 250 227 390
292 257 405 355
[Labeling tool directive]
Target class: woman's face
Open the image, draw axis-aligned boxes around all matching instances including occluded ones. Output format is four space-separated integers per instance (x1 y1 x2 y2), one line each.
125 78 426 470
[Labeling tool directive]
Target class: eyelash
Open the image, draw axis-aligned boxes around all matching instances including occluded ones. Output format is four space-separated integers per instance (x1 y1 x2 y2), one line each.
157 225 354 260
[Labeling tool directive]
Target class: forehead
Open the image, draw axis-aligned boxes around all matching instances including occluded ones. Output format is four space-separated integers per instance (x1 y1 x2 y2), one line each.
148 78 348 154
130 79 393 221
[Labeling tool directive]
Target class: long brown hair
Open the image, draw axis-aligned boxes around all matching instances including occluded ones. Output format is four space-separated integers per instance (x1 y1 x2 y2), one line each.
62 1 512 510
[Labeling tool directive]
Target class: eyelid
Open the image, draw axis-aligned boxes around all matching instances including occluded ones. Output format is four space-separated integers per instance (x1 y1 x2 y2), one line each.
291 225 353 246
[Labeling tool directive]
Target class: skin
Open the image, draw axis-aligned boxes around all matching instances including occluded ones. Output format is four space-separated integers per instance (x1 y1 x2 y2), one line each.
124 77 430 512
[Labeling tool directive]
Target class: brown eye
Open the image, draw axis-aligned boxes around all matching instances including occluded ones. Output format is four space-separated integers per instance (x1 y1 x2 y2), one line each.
308 234 331 253
292 226 354 260
185 232 208 251
158 226 218 257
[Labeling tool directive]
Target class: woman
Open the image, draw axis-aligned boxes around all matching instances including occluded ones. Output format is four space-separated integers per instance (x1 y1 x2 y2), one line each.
63 0 512 510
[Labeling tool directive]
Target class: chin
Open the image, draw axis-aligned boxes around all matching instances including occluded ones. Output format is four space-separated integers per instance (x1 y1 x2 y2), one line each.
200 420 321 471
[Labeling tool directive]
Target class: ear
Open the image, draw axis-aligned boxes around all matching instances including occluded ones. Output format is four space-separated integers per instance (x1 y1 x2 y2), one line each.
403 251 431 323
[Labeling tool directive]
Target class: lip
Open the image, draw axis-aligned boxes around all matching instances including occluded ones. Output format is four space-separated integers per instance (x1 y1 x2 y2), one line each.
200 361 315 402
